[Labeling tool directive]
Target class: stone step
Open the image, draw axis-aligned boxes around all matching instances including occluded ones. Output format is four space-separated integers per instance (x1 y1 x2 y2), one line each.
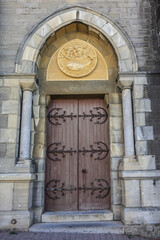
30 221 124 234
42 210 113 223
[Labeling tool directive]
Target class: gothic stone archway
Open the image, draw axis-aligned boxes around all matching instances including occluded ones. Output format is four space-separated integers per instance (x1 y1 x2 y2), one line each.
34 26 120 217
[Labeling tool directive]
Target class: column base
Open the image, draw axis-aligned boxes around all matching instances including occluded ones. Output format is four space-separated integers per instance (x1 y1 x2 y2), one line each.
119 156 137 170
16 159 35 172
119 155 156 171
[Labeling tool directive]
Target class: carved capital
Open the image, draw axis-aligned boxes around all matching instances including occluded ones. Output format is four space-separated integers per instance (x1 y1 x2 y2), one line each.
46 95 51 108
117 75 134 90
20 77 38 92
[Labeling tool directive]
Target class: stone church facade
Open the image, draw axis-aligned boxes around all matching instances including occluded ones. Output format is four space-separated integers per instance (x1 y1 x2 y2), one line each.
0 0 160 238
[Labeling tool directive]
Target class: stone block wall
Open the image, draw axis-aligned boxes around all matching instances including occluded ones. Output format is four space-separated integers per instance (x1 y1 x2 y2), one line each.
0 76 21 173
133 75 154 156
145 0 160 171
0 0 159 73
145 74 160 170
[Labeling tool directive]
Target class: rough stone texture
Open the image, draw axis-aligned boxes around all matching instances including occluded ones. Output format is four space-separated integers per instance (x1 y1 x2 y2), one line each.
135 126 154 140
125 224 160 239
121 180 140 207
143 0 160 171
145 75 160 170
141 179 160 207
121 206 160 225
150 0 160 68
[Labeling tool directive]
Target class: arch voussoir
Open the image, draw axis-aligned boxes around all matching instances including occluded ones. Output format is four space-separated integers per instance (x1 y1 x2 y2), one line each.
16 7 138 74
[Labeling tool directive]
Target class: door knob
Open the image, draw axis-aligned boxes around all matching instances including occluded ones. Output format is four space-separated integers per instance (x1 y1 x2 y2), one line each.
82 169 87 173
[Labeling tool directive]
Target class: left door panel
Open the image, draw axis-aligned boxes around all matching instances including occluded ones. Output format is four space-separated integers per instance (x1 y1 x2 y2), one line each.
45 99 78 211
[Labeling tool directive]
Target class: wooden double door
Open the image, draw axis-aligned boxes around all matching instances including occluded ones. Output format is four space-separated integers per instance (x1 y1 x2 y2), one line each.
45 97 110 211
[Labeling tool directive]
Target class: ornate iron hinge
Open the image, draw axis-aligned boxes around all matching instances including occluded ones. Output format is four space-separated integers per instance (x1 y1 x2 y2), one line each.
79 142 109 160
46 143 76 161
79 179 110 199
45 179 110 200
45 180 77 200
46 142 109 161
47 107 108 125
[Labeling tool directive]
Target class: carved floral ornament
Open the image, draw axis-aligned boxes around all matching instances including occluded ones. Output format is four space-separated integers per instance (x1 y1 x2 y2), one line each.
57 39 98 78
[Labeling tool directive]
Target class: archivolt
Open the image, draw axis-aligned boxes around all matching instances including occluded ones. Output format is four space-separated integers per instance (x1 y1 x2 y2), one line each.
15 6 138 74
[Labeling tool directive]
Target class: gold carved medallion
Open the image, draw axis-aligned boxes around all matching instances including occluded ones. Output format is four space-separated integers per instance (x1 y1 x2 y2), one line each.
57 39 97 78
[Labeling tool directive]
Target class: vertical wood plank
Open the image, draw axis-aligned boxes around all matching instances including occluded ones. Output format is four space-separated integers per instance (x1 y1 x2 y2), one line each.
45 97 110 211
78 98 110 210
45 99 78 211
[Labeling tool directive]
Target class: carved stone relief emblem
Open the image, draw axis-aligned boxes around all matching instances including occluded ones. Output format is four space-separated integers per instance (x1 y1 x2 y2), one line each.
57 39 98 78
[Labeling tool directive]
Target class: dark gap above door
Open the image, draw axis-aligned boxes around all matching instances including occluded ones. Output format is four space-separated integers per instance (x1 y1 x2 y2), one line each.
50 94 105 100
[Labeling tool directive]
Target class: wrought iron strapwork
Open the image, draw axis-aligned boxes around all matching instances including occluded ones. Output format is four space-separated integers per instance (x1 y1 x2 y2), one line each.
46 143 76 161
47 107 108 125
45 179 110 200
46 142 109 161
45 180 77 200
79 179 110 199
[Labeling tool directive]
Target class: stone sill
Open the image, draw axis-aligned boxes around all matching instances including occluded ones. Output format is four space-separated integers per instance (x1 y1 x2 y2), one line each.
0 173 36 182
119 170 160 179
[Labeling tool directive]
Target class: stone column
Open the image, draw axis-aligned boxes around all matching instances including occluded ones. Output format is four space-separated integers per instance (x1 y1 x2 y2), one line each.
118 76 135 157
122 87 134 156
19 78 37 161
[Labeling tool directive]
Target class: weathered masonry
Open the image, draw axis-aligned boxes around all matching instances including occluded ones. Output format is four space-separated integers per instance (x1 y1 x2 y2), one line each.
0 2 160 238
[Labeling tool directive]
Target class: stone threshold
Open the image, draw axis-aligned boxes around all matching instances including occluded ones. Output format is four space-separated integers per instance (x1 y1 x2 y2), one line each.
29 221 124 234
42 210 113 223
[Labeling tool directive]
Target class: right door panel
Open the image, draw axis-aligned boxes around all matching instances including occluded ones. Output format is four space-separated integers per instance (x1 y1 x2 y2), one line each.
78 98 110 210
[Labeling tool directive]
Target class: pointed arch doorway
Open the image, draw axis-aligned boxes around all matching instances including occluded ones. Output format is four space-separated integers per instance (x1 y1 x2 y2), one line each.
38 24 119 215
36 25 121 218
45 96 110 211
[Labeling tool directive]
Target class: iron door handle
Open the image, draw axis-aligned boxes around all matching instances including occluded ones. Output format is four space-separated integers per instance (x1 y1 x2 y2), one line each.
82 169 87 173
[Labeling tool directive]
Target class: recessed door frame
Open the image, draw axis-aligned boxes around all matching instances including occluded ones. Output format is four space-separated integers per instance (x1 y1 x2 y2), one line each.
30 79 124 221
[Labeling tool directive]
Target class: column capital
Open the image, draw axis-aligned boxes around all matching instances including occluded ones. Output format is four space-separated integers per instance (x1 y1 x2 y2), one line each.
20 77 38 92
117 75 134 90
